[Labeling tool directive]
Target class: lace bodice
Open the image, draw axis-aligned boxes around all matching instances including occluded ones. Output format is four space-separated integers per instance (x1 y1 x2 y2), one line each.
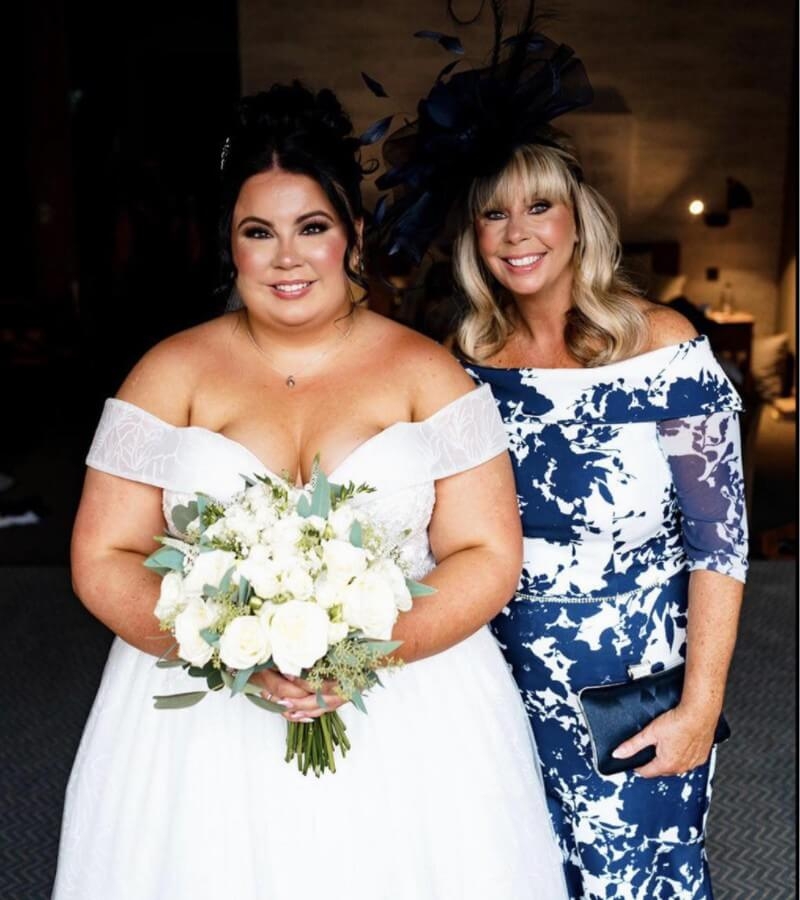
86 385 508 580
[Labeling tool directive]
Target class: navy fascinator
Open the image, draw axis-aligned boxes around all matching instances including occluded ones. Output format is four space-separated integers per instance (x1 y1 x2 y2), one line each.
367 1 594 266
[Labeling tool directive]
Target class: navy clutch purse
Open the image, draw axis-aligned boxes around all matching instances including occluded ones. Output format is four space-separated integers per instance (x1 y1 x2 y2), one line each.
577 663 731 776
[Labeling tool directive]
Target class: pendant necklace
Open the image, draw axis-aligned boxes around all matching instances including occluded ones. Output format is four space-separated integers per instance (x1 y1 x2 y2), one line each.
244 313 355 388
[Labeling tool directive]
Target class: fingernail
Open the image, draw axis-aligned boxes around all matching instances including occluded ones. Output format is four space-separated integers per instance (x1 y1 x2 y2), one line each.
612 749 623 758
299 717 314 724
283 674 296 682
278 699 293 708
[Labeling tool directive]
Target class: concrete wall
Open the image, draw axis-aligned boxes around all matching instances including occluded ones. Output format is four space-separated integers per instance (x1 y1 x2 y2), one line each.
239 0 795 335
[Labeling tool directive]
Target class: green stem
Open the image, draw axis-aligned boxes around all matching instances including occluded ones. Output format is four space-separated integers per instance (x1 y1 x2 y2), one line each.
320 714 336 774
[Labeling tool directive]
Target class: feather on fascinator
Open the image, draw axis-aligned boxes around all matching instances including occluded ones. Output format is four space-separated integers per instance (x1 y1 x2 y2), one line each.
367 1 593 265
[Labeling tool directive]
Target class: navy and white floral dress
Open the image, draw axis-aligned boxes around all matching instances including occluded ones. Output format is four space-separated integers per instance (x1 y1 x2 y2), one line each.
468 336 748 900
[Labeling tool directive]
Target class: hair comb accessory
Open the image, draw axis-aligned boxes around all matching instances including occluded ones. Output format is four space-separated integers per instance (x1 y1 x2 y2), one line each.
369 0 593 266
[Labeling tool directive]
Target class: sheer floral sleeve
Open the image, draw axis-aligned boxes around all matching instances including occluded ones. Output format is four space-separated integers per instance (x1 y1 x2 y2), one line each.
657 411 748 583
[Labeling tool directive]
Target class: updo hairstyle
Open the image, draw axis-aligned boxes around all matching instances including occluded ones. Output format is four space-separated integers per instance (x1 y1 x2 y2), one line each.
218 81 367 297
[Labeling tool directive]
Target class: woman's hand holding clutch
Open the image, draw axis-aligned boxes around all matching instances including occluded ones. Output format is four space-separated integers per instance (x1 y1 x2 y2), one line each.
611 702 721 778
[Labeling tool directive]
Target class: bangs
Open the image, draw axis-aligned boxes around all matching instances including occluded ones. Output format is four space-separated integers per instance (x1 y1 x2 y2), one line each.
468 145 575 216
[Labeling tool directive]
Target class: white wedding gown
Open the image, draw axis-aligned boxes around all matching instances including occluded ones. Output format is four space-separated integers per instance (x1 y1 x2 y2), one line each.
53 386 567 900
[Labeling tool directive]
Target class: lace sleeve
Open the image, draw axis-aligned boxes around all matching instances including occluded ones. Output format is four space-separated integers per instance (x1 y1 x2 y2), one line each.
420 385 510 481
657 411 748 583
85 399 183 489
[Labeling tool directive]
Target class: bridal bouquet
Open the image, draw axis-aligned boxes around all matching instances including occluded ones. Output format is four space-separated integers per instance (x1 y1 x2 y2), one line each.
144 461 434 776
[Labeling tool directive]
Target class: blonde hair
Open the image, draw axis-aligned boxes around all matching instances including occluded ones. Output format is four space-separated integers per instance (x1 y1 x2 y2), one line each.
453 140 648 366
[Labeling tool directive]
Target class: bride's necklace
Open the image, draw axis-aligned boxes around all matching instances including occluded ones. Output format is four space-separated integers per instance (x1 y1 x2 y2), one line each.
244 312 355 388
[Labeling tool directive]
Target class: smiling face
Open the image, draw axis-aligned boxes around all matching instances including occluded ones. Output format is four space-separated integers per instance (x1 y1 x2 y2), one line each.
471 148 578 308
232 168 357 331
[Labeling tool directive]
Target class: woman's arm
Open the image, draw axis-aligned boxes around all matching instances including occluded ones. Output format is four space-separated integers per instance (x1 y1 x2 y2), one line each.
613 407 748 776
71 335 199 656
392 451 522 662
71 469 175 656
613 570 743 776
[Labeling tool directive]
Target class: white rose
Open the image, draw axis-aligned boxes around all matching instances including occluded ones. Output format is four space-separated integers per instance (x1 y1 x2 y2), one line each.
322 539 368 584
223 507 261 546
270 600 330 676
203 519 231 542
327 619 349 645
341 571 399 640
174 598 219 666
257 601 279 627
183 549 237 595
314 573 349 610
267 515 305 556
238 545 281 599
245 491 278 529
327 506 357 541
218 615 271 670
154 571 189 622
282 566 314 601
370 559 413 612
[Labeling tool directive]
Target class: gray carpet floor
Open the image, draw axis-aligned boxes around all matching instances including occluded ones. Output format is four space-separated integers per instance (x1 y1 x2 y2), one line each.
0 561 795 899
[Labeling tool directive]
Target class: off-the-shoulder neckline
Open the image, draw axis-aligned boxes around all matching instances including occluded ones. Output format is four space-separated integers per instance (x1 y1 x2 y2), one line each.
103 384 492 483
466 335 709 374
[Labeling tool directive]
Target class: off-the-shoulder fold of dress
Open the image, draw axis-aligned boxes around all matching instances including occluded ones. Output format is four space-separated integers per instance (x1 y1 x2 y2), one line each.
85 385 508 496
467 336 743 424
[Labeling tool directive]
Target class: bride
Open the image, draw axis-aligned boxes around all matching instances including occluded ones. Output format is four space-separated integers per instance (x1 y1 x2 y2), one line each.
53 82 567 900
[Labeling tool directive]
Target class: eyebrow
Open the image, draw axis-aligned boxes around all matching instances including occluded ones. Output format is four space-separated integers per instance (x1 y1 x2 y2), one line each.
236 210 335 229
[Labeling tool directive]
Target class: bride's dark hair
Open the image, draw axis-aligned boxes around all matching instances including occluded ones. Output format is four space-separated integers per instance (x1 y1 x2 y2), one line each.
218 81 366 298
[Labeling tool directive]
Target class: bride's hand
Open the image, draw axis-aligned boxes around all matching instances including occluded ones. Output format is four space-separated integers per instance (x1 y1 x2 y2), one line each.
283 676 348 721
250 669 311 708
251 671 347 722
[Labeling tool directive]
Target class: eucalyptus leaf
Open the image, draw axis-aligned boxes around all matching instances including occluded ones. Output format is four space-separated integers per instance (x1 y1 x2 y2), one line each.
143 546 185 573
251 660 275 673
349 690 368 714
407 578 437 597
362 640 402 656
200 627 220 647
171 501 199 534
349 520 363 548
315 690 329 710
238 576 252 606
156 658 186 669
218 567 235 595
297 494 312 518
232 666 255 695
309 461 331 518
153 691 208 709
246 694 290 714
157 536 195 554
